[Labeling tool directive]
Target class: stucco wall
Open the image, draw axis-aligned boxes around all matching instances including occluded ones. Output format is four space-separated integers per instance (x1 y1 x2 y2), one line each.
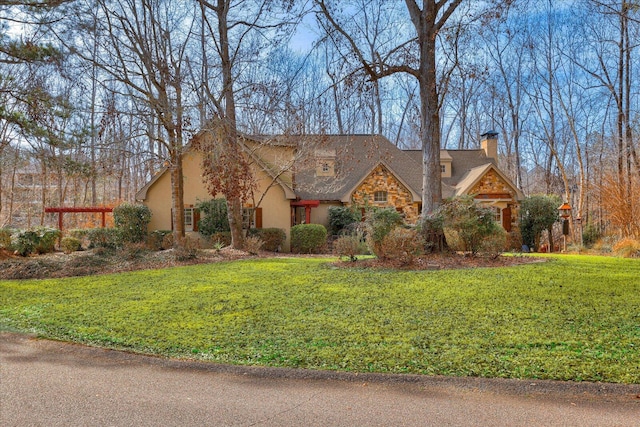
142 149 294 250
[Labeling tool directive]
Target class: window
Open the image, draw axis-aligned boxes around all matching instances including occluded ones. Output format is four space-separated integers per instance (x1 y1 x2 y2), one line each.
243 208 255 229
494 207 502 224
374 191 388 203
184 207 194 231
317 159 335 176
441 164 446 173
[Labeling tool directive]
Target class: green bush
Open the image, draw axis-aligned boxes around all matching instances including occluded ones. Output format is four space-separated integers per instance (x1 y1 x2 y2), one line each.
290 224 327 254
328 206 362 235
520 194 561 250
365 207 403 257
34 227 61 254
378 227 424 265
247 228 286 252
12 230 39 256
582 223 601 248
113 203 152 243
197 199 230 237
11 227 61 256
86 228 123 249
61 237 82 254
440 196 505 256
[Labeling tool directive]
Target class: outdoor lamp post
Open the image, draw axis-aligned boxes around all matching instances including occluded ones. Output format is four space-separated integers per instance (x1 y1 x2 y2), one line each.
558 202 571 252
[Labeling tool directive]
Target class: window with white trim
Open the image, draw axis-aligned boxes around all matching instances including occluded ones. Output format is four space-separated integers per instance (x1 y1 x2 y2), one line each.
374 191 388 203
184 207 194 231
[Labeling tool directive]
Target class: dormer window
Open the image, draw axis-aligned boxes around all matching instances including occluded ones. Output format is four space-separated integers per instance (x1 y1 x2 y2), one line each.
317 159 335 176
441 164 446 173
374 191 388 203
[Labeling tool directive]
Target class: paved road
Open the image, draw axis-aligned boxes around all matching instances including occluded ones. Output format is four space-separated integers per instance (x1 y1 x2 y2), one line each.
1 333 639 426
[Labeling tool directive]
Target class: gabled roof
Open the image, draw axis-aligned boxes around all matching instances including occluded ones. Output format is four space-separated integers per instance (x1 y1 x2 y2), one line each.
293 134 422 201
134 133 297 202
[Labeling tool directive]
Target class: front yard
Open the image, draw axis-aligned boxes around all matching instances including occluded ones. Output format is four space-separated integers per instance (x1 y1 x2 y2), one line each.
1 254 639 383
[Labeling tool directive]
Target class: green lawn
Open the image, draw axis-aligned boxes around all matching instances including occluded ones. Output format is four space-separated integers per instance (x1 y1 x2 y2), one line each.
1 254 639 383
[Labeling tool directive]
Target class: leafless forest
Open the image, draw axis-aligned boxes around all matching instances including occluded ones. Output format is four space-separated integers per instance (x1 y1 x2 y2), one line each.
0 1 638 239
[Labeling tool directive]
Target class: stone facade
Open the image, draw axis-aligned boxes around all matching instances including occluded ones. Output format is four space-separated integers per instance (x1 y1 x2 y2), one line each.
469 169 517 199
349 164 420 223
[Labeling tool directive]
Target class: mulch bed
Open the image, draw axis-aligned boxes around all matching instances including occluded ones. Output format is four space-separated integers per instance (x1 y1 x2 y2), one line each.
0 247 544 280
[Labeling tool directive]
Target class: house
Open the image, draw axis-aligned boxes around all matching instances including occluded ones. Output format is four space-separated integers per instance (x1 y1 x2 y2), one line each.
135 131 524 251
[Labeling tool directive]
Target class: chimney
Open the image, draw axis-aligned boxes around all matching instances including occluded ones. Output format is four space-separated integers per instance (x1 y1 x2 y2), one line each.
481 130 498 160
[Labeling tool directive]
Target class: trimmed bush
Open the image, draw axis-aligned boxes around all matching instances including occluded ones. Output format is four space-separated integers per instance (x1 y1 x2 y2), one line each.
290 224 327 254
61 237 82 254
86 228 123 249
247 228 286 252
328 206 362 235
113 203 152 243
197 198 230 237
378 227 424 265
34 227 61 254
11 227 61 256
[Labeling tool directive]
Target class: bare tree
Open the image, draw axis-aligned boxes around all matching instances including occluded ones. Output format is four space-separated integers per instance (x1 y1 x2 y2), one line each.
60 0 197 242
316 0 512 230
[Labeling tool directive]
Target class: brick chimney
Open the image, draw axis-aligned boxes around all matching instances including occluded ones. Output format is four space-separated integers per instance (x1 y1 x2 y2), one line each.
481 130 498 160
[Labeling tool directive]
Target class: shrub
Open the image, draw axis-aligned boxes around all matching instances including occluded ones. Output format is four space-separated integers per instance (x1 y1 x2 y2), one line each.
290 224 327 253
365 207 403 257
378 227 425 265
197 198 230 237
247 228 286 252
333 235 361 262
328 206 362 235
86 228 123 249
520 194 561 250
612 238 640 258
67 229 90 249
123 242 149 260
174 236 200 261
11 227 61 256
148 230 173 250
210 231 232 247
12 230 39 256
0 228 13 249
440 196 505 256
34 227 61 254
61 237 82 254
113 203 152 243
243 235 263 255
582 223 601 248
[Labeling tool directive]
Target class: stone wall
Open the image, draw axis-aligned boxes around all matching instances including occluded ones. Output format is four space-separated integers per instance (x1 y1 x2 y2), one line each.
349 164 420 223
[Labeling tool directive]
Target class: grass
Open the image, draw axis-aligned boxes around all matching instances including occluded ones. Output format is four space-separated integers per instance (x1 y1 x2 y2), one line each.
1 254 639 383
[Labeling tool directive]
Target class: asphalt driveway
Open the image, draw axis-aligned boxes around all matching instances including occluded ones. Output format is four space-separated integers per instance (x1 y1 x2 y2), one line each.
1 333 639 426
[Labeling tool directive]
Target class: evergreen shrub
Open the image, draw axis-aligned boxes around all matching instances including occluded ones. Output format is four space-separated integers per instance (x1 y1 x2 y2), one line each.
328 206 361 235
247 228 286 252
61 237 82 254
291 224 327 253
113 203 152 243
197 199 230 237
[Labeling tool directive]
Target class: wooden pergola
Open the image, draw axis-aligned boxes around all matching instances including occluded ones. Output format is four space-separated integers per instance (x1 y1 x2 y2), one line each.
44 206 113 231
